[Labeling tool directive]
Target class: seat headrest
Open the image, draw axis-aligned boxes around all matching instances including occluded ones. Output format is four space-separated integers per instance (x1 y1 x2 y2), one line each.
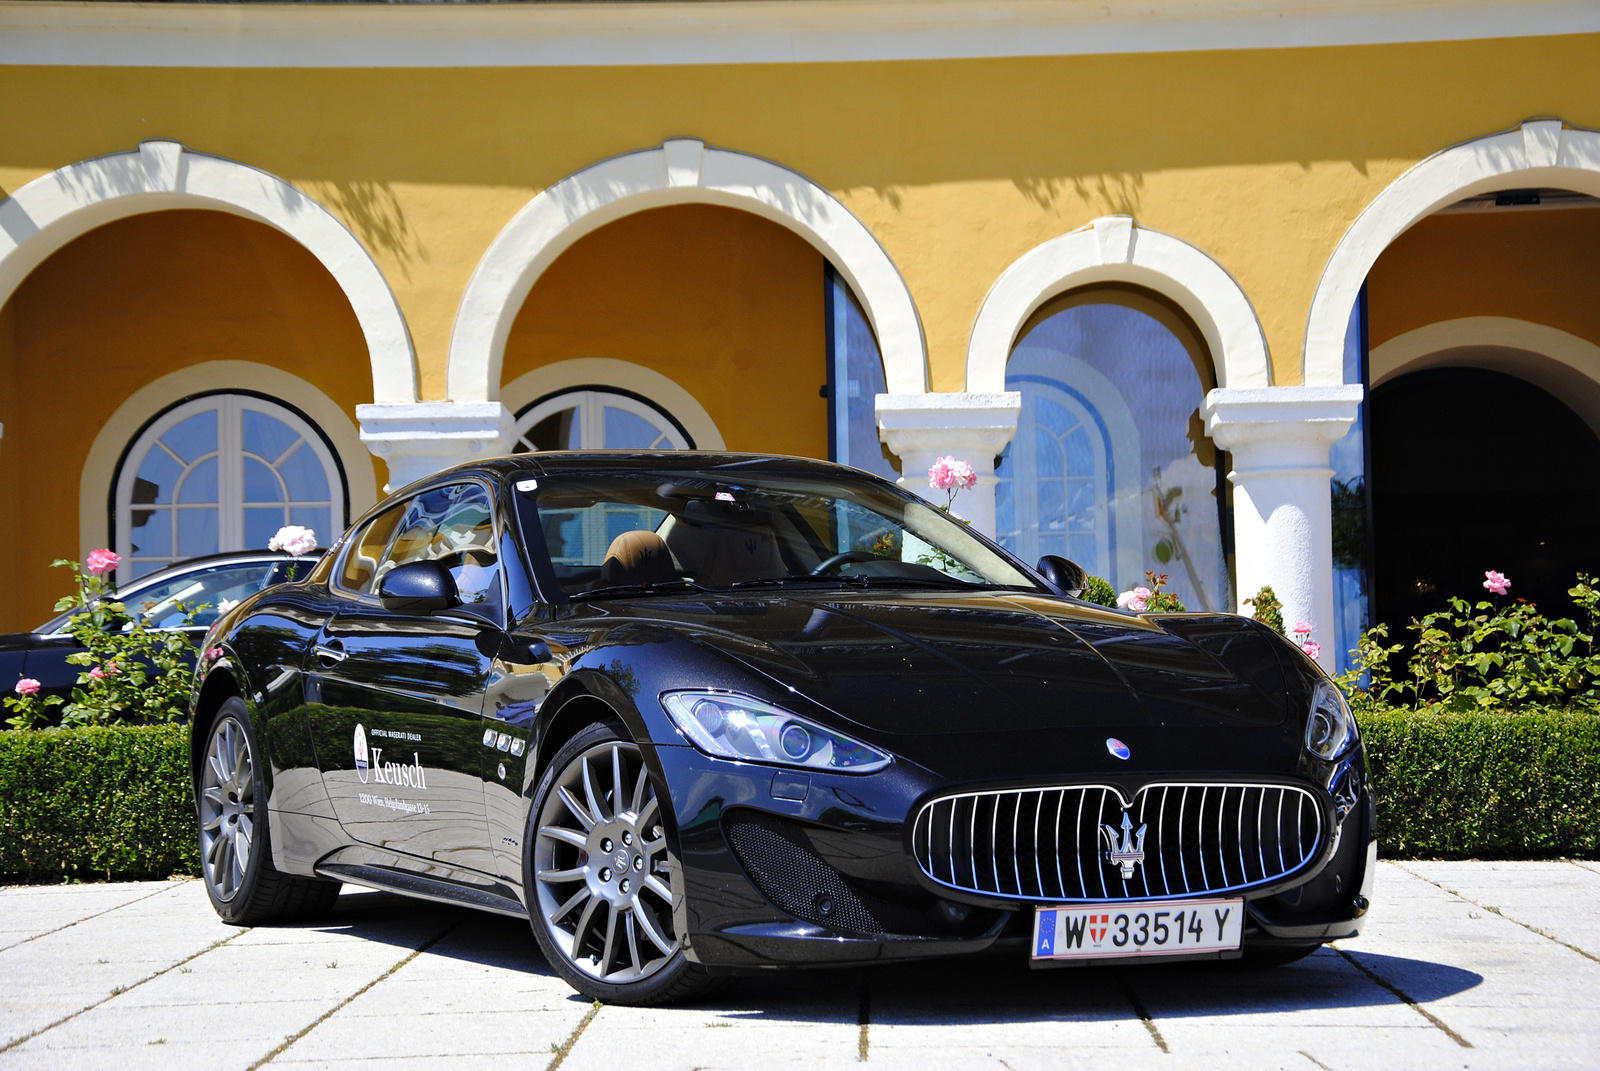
599 530 676 587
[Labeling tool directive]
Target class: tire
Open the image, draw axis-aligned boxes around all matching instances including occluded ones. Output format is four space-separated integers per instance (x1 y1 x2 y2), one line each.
524 720 723 1006
198 697 342 925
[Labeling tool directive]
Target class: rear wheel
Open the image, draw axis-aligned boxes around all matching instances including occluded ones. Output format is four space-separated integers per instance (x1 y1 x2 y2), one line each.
526 721 721 1005
198 698 341 925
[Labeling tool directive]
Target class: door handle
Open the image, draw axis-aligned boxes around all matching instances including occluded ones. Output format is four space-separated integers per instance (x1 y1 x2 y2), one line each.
314 640 347 666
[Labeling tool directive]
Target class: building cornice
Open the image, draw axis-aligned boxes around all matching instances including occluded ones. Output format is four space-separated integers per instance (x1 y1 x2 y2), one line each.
2 0 1596 69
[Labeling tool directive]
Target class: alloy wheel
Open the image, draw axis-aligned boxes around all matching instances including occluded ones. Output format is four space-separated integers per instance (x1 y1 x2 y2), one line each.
199 716 255 903
533 741 679 984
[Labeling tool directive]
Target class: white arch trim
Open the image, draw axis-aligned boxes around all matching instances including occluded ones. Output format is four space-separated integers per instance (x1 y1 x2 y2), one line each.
1305 119 1600 386
0 140 418 404
80 361 379 560
447 138 928 403
500 358 725 451
966 215 1271 393
1369 316 1600 439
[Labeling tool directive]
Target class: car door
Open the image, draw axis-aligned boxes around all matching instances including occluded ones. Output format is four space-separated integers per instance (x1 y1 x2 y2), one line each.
307 483 501 875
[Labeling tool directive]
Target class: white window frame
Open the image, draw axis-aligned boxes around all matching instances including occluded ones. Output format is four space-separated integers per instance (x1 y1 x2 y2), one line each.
514 389 691 452
114 394 344 583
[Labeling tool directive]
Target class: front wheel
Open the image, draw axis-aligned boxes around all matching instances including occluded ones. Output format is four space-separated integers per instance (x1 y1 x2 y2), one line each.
525 721 721 1005
198 698 341 925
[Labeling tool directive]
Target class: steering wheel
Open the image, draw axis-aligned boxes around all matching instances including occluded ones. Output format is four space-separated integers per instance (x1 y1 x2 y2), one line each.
809 550 879 576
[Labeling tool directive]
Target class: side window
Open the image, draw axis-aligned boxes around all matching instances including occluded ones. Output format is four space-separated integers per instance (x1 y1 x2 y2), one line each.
379 484 502 609
339 507 404 594
126 563 278 630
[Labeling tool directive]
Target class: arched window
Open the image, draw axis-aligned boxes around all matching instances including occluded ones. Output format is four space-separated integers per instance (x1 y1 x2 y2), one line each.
115 394 345 580
996 291 1233 612
513 389 692 452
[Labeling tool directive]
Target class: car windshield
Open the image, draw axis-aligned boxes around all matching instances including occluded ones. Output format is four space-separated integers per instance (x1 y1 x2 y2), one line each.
39 560 282 635
518 470 1043 598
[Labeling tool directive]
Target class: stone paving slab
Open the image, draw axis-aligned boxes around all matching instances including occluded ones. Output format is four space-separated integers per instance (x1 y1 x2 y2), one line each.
1 861 1596 1071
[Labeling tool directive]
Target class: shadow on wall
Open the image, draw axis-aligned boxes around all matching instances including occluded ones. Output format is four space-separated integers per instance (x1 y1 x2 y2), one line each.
304 180 429 278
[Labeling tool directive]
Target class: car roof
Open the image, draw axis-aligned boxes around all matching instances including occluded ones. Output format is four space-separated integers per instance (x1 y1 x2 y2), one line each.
388 452 874 498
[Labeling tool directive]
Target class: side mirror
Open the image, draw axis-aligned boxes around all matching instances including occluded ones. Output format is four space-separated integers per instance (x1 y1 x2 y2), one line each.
378 560 461 615
1036 555 1088 598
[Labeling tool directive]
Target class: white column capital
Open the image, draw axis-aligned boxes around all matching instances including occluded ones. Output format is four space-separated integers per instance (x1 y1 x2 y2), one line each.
357 401 516 493
1203 386 1364 471
875 392 1022 539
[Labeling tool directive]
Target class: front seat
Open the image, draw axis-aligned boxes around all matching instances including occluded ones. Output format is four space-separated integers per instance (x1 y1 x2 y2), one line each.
599 530 678 587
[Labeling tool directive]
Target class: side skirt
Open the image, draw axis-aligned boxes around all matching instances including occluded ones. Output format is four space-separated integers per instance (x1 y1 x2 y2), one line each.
316 862 529 919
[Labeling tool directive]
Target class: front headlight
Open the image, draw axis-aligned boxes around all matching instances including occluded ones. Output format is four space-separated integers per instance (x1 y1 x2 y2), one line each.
1305 679 1357 761
661 692 891 774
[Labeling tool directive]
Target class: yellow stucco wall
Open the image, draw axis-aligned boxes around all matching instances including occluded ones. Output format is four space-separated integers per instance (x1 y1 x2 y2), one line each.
2 33 1596 398
0 210 381 629
504 204 827 457
1367 207 1600 351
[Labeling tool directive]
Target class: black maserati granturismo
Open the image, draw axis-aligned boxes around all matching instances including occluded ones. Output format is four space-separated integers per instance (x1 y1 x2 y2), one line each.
190 453 1373 1005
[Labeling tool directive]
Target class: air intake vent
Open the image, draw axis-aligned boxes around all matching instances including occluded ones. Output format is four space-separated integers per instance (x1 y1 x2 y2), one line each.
912 783 1323 903
723 811 881 935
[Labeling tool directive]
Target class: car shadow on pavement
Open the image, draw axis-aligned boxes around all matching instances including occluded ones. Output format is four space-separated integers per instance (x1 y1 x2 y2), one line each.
261 890 1482 1022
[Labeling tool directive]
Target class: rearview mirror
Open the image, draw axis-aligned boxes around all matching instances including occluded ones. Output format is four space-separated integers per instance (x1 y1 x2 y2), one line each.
1036 555 1088 598
378 560 461 615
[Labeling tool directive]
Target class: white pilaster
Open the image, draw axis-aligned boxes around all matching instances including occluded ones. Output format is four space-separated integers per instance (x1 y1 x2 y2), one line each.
357 401 517 493
875 392 1022 539
1203 385 1363 670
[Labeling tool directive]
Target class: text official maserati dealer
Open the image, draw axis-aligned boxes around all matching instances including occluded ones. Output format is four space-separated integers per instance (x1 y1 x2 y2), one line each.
191 453 1374 1005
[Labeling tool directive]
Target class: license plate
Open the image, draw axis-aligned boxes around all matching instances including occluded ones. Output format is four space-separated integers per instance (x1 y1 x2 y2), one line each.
1031 898 1244 961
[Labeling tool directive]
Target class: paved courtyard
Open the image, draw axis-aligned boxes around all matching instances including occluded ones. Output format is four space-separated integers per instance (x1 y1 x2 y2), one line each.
2 860 1596 1071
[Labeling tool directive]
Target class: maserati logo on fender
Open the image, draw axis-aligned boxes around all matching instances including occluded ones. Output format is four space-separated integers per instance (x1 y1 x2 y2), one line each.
1100 810 1148 880
353 724 369 784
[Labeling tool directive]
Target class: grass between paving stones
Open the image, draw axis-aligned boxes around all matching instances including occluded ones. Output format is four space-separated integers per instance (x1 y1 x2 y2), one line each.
1 708 1597 881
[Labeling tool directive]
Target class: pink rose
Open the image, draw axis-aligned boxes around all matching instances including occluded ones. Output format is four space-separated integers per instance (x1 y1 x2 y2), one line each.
927 457 977 493
1291 621 1313 637
89 666 106 680
1483 570 1511 596
1117 586 1152 612
85 548 120 575
1300 640 1322 661
208 647 224 661
14 678 40 696
268 525 318 557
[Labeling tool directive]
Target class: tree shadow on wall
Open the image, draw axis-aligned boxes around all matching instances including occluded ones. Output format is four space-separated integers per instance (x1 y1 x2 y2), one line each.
303 179 429 279
1015 171 1146 215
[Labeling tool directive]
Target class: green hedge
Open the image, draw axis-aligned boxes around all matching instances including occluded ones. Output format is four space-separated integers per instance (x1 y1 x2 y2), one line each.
0 724 198 882
1359 706 1600 858
1 710 1597 882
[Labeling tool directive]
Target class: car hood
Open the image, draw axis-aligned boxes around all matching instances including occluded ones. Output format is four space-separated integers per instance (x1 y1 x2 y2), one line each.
595 589 1294 741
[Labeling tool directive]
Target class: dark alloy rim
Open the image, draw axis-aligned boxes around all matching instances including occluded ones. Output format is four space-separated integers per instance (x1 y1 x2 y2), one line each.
533 740 679 984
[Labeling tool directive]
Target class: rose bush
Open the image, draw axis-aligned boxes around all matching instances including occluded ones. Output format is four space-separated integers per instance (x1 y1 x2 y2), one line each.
5 551 202 729
1339 570 1600 712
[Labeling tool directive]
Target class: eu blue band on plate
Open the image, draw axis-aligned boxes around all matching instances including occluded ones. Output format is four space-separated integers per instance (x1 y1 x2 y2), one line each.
1035 910 1055 956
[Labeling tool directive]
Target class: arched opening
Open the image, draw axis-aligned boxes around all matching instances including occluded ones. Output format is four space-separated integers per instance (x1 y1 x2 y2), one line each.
996 285 1233 611
0 208 377 628
1359 190 1600 632
499 203 831 459
1371 369 1600 625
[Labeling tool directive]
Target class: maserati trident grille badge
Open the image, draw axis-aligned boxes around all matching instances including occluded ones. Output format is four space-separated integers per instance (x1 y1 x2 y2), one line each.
1101 811 1148 880
1106 737 1131 760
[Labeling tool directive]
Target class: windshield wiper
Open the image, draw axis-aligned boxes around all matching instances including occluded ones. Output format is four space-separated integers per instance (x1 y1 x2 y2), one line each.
569 579 718 601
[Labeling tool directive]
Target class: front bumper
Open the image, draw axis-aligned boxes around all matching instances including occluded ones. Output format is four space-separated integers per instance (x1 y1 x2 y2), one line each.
655 744 1376 969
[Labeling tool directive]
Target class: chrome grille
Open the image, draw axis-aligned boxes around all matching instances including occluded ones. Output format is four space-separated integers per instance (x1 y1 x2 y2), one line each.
911 783 1324 902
